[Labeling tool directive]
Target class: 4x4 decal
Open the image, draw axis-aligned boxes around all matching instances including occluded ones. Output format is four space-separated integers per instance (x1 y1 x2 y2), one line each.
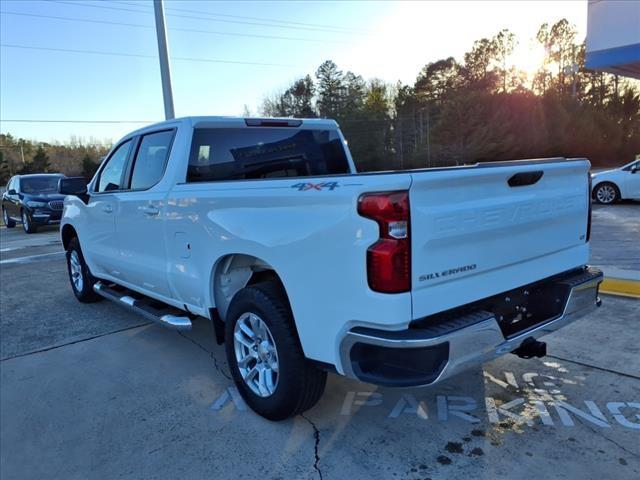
292 181 340 191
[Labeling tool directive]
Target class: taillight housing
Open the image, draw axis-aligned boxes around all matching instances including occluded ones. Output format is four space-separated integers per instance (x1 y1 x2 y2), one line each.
358 191 411 293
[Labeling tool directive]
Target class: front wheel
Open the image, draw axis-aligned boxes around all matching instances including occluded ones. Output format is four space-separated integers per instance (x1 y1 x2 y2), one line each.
66 237 102 303
21 210 38 234
2 208 15 228
225 281 327 421
593 182 620 204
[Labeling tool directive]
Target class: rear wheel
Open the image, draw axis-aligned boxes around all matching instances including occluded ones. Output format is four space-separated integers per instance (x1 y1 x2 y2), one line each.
593 182 620 204
2 208 15 228
66 237 102 303
225 281 327 421
21 210 38 234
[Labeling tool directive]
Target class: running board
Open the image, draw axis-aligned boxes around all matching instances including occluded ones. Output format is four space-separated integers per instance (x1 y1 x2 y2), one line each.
93 281 192 331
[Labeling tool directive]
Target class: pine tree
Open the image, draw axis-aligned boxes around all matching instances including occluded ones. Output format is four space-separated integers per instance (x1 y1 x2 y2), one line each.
29 146 51 173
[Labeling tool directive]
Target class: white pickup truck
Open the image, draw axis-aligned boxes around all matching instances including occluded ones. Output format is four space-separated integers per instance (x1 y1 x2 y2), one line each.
59 116 603 420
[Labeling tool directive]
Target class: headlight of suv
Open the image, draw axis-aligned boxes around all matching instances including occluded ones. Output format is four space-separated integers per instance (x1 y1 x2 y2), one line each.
26 201 48 208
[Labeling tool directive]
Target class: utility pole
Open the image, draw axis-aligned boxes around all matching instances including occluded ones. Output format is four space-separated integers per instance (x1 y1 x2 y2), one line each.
153 0 175 120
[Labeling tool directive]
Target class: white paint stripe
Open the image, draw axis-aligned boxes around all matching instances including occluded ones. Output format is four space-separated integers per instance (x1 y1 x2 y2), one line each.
0 247 19 252
0 251 65 265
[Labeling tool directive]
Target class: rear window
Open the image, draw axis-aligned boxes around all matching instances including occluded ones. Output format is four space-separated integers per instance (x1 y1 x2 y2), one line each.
187 128 350 183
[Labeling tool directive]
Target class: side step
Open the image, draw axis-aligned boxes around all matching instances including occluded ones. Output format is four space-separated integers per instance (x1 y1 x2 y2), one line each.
93 281 192 331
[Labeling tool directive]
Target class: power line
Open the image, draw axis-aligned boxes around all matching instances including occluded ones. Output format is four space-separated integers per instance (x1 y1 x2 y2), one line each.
111 0 371 34
50 0 367 35
0 10 347 44
1 43 303 68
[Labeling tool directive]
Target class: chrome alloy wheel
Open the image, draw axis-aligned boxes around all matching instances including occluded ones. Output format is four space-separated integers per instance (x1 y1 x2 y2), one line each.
596 185 616 204
233 312 279 397
69 250 84 292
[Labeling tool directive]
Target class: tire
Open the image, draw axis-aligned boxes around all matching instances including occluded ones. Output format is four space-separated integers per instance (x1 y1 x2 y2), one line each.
2 207 15 228
225 281 327 421
21 210 38 234
66 237 102 303
593 182 620 204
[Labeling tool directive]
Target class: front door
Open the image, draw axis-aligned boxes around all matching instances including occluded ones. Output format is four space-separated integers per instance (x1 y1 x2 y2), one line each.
624 161 640 198
82 139 133 278
115 130 175 298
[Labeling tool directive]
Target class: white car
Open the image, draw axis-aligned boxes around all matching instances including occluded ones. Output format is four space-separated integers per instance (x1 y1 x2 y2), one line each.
58 117 603 420
592 159 640 204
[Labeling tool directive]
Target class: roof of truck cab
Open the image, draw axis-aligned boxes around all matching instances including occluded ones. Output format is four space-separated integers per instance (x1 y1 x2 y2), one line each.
124 116 339 137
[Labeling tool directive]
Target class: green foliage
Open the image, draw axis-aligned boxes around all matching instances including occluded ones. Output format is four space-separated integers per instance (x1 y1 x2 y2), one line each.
0 150 9 184
82 154 100 180
0 133 111 179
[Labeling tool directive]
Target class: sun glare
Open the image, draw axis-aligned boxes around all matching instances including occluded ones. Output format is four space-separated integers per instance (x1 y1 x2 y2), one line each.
510 42 548 80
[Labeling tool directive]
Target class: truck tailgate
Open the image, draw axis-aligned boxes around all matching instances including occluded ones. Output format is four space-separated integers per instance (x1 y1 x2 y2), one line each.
409 158 591 319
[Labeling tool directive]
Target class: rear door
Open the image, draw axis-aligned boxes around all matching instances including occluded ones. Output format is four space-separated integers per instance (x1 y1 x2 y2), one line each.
409 159 591 319
84 139 133 277
114 129 175 297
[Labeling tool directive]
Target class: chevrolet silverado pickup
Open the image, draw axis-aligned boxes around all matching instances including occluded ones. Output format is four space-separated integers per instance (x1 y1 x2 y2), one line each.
58 116 603 420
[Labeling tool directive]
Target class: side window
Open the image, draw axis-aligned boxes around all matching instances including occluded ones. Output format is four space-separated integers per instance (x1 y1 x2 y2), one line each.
129 130 175 190
97 140 132 192
187 128 350 183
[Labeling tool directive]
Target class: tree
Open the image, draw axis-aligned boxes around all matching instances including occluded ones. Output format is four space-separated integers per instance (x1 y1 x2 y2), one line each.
20 146 50 174
463 38 499 89
493 29 517 92
0 150 10 184
315 60 344 118
260 75 316 118
82 154 99 180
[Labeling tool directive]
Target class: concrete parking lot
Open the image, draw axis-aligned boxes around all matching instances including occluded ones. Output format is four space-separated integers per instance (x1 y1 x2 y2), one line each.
1 203 638 479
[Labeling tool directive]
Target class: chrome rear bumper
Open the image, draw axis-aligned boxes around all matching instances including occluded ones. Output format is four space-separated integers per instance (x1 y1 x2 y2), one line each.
339 267 603 387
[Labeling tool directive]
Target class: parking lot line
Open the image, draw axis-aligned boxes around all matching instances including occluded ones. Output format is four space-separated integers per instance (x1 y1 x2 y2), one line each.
0 251 65 265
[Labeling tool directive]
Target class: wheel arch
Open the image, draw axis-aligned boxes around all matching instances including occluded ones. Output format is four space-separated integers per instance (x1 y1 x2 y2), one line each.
210 253 287 323
61 223 78 250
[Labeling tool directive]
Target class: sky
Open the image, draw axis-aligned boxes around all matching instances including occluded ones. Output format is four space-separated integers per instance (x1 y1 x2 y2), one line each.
0 0 587 143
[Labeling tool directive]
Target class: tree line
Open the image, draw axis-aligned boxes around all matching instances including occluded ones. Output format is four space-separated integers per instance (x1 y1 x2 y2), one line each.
0 134 110 184
261 19 640 171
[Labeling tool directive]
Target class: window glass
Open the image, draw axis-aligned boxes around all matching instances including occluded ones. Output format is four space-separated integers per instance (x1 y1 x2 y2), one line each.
98 140 132 192
187 128 350 182
20 175 62 193
130 130 175 190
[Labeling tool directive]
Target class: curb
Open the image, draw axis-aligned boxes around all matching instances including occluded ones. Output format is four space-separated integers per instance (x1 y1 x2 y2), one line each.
600 278 640 298
597 268 640 298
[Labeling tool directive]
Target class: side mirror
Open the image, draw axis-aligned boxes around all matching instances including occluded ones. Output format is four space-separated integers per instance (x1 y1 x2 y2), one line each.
631 165 639 174
59 177 88 196
7 189 16 195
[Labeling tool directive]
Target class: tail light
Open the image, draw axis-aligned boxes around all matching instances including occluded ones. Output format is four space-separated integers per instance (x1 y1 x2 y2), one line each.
358 191 411 293
586 173 592 242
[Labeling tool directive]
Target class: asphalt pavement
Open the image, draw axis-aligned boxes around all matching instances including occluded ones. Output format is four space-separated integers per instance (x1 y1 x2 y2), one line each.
0 204 638 479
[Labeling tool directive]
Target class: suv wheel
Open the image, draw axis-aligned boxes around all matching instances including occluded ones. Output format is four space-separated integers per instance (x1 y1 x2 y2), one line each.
593 182 620 204
66 237 102 303
2 208 15 228
225 281 327 421
21 210 38 234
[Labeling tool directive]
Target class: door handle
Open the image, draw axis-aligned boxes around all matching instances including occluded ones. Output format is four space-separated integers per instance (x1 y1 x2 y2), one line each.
102 205 113 214
142 205 160 216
